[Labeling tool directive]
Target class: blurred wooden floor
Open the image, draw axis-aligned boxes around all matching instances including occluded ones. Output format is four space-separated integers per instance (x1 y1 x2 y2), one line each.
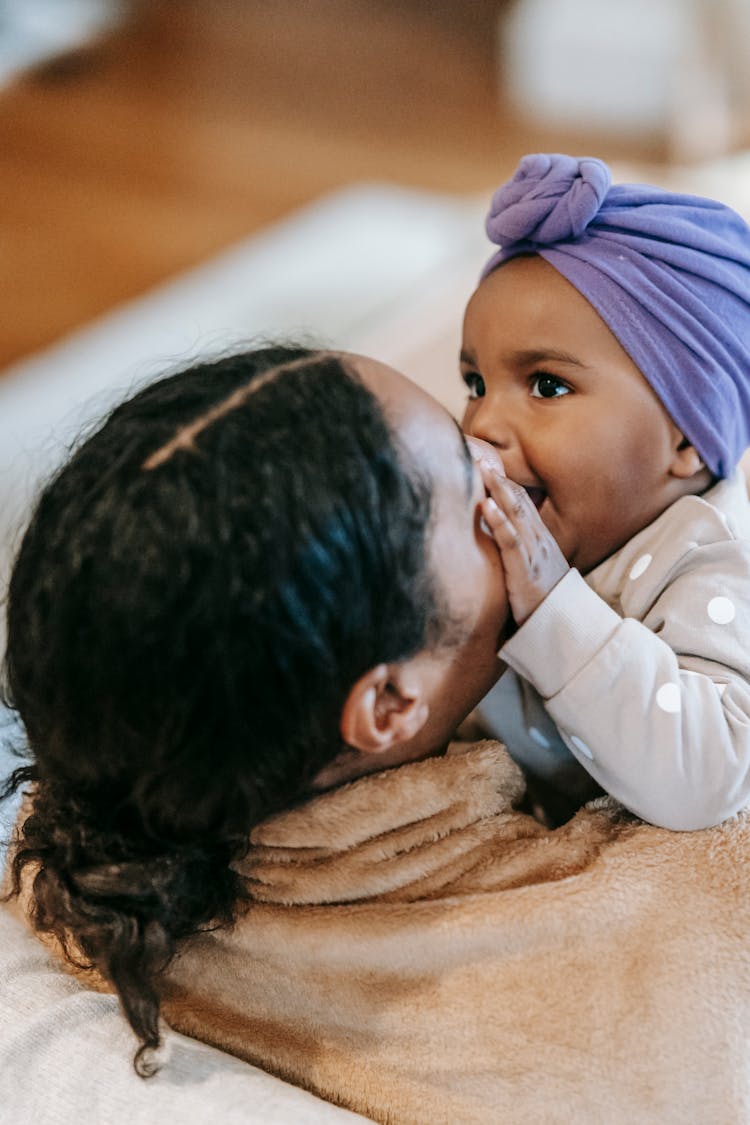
0 0 663 372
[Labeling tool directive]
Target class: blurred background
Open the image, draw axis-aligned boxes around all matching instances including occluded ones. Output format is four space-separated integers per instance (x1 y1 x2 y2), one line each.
1 0 750 514
3 0 748 368
1 0 750 626
1 0 749 818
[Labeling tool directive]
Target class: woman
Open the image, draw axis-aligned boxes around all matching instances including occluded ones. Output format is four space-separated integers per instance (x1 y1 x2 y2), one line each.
3 345 750 1124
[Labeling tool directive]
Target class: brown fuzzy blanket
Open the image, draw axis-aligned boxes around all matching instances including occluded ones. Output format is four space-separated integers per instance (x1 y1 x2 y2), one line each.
157 741 750 1124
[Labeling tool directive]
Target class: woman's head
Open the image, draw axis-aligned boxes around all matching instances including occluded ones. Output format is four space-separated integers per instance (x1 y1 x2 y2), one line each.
327 356 508 784
461 152 750 571
7 347 438 832
2 344 507 1070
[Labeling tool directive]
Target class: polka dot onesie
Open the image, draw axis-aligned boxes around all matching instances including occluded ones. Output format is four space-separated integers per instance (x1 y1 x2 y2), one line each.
476 470 750 830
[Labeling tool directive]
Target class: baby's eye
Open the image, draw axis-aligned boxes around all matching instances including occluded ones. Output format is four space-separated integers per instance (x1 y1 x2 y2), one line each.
529 373 570 399
462 370 486 400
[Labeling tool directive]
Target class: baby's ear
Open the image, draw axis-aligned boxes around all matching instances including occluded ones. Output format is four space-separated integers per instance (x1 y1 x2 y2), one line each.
670 437 706 480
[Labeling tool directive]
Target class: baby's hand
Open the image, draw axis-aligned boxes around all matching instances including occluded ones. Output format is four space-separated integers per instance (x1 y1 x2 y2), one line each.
480 466 569 627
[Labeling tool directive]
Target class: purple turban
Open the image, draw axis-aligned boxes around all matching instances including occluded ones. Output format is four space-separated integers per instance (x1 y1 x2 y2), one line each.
482 153 750 477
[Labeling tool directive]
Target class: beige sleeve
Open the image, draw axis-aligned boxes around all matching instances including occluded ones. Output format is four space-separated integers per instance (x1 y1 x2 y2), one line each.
500 550 750 830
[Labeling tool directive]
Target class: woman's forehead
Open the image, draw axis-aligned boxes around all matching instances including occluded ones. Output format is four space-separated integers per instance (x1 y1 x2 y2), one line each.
352 355 449 435
353 357 472 514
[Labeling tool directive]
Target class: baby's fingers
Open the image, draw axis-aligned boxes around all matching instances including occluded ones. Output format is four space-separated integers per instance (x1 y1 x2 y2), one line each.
482 470 537 531
481 494 519 548
480 472 569 626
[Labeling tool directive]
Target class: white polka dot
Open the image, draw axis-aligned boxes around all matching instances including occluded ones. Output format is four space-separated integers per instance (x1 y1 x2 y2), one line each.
656 682 681 713
715 682 728 698
569 734 594 760
629 554 652 581
528 726 551 749
707 596 735 625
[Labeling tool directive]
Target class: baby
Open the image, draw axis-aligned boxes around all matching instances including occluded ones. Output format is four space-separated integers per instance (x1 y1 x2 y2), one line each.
463 152 750 830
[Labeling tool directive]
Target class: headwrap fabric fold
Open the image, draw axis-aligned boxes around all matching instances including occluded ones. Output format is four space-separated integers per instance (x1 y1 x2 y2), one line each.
482 153 750 478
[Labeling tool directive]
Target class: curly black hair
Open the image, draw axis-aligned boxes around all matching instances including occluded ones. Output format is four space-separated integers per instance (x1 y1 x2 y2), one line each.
1 345 446 1074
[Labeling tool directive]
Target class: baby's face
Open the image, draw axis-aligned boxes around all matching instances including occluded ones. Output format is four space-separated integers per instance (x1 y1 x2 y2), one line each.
460 255 689 573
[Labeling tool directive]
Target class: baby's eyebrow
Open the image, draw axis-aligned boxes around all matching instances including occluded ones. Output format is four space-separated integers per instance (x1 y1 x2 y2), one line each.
451 418 474 500
459 347 585 369
511 348 585 368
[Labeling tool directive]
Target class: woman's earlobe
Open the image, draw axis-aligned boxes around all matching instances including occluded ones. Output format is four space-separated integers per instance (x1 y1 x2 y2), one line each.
313 661 433 791
340 663 429 754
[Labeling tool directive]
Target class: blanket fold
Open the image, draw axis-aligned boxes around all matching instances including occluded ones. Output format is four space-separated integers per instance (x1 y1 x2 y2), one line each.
156 741 750 1124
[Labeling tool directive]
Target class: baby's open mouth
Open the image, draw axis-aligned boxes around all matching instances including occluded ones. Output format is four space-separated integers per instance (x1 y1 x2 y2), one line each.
523 486 546 510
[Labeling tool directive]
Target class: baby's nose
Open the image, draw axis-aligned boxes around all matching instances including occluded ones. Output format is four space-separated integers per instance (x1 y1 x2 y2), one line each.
463 393 518 450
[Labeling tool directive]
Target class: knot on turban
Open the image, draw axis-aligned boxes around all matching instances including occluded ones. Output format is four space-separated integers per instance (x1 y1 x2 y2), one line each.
485 153 611 248
481 153 750 478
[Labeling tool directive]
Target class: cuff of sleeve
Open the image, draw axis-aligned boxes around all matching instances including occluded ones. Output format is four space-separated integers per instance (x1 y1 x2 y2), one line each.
499 569 622 699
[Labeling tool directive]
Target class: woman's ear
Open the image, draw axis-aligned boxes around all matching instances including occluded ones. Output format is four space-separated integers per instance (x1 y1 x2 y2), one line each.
340 662 429 755
669 436 706 480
